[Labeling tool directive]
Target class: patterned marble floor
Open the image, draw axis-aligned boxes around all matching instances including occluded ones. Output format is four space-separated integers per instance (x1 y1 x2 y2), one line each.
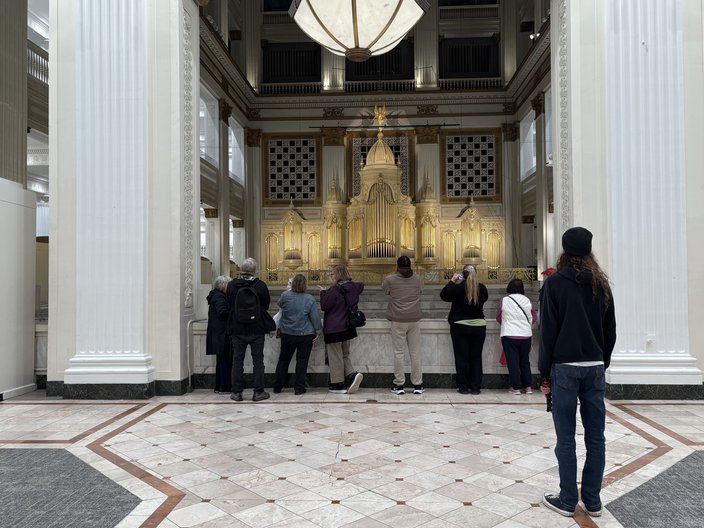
1 389 703 528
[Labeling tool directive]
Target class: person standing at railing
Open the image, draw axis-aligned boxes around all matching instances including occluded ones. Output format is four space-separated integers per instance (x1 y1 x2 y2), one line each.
319 265 364 394
382 256 424 395
440 265 489 395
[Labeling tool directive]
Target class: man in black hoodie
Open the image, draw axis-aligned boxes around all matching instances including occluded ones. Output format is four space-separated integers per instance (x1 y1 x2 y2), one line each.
226 258 276 402
539 227 617 519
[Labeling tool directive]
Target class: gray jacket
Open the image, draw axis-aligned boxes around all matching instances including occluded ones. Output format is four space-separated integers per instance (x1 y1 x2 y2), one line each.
381 270 424 322
277 290 323 336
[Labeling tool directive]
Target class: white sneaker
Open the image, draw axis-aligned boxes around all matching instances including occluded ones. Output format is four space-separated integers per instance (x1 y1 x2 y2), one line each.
391 385 405 395
413 385 425 394
508 388 522 395
347 372 363 394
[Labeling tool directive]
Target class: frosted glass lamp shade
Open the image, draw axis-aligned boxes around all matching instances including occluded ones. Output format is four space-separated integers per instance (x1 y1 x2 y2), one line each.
289 0 429 62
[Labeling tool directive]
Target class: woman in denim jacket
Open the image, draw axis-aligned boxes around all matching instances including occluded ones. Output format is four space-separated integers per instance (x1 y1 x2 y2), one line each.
273 274 322 395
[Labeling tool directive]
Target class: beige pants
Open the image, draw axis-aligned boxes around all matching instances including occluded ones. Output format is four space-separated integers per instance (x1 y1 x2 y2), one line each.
391 321 423 386
327 340 354 384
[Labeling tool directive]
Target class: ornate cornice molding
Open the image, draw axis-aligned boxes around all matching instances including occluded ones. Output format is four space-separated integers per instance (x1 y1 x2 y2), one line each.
321 127 346 146
245 128 262 147
415 125 440 144
27 148 49 166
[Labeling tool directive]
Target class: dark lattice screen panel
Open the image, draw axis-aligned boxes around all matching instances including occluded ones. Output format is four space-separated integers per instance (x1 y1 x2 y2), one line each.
352 136 410 197
267 138 317 201
445 134 496 198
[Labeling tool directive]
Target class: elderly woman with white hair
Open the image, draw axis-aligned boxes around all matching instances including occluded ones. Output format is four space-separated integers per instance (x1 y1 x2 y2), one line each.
206 275 232 392
440 265 489 395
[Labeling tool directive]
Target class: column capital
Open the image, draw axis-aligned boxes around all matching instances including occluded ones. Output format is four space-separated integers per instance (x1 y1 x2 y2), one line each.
322 127 346 146
218 100 232 123
203 208 218 218
415 125 440 144
531 92 545 117
502 122 519 142
245 128 262 147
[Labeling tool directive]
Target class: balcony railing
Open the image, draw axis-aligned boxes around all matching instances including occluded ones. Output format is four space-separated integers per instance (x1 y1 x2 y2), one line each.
439 77 502 90
27 40 48 84
344 79 415 93
263 11 292 24
260 82 322 95
439 5 499 19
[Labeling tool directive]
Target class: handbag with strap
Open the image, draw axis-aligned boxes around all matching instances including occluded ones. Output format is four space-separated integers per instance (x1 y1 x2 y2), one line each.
506 295 531 324
338 284 366 328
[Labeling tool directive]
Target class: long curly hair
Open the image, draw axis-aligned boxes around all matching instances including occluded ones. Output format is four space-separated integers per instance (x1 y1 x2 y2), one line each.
556 253 612 305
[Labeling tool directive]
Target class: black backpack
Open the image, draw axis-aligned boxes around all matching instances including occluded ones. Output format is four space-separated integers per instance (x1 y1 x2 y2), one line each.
234 282 261 324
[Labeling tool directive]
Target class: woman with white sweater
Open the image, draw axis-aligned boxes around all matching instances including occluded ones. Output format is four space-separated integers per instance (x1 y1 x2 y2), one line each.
496 278 537 394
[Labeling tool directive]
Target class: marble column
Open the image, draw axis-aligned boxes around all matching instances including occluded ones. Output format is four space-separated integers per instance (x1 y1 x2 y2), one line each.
322 49 345 92
0 0 27 185
244 0 262 93
244 128 262 262
414 0 438 89
50 0 201 397
502 122 520 267
218 101 232 275
500 0 518 84
551 0 702 388
604 0 701 385
532 93 548 275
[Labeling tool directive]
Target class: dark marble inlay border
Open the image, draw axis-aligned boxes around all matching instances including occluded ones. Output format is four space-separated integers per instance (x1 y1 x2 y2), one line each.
63 383 156 400
606 383 704 401
155 378 189 396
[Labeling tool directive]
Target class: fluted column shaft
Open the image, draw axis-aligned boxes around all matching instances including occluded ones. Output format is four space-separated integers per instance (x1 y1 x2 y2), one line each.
244 0 262 92
322 49 345 92
500 0 518 84
605 0 701 384
414 0 438 88
245 129 262 261
533 94 548 275
0 0 27 185
51 0 201 394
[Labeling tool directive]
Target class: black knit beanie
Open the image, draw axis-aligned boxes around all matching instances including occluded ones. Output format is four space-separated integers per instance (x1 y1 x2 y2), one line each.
561 227 593 257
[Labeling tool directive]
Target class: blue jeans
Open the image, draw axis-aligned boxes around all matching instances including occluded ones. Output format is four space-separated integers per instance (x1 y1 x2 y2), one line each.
551 364 606 510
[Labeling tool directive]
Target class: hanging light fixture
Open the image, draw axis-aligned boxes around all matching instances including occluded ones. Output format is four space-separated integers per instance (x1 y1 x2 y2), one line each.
289 0 430 62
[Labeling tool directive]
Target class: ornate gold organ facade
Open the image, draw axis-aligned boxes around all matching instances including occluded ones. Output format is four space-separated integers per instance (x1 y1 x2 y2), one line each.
260 107 507 283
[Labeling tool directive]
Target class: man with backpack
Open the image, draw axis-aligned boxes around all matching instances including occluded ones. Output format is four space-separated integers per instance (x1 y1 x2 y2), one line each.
226 258 276 402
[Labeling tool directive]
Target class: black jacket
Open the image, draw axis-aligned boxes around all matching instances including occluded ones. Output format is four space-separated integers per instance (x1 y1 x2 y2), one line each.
226 275 276 335
440 281 489 323
206 288 230 355
538 268 617 378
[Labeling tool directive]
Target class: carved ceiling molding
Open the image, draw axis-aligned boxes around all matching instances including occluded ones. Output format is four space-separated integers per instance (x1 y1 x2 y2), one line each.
417 104 439 116
322 107 345 118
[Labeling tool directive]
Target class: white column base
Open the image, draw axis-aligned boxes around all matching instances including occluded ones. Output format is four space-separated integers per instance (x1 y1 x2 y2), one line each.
64 354 156 385
606 353 703 385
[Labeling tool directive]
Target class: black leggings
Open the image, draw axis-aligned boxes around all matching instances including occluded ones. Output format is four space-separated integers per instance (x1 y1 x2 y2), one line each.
450 324 486 391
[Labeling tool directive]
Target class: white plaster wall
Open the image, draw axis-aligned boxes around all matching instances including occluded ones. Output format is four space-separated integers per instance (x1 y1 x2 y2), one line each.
0 179 36 397
684 0 704 372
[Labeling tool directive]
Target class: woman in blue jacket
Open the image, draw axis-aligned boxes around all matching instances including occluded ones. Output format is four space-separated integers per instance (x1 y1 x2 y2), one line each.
274 274 322 395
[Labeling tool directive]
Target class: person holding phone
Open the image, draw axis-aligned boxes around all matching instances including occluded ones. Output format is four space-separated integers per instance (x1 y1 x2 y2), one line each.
440 265 489 394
